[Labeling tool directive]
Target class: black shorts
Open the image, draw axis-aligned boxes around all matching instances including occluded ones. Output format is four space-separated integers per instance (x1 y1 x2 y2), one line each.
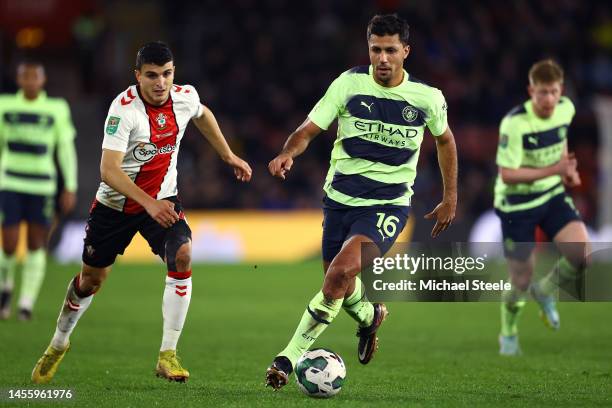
495 192 581 261
1 191 54 227
82 196 192 268
322 197 409 262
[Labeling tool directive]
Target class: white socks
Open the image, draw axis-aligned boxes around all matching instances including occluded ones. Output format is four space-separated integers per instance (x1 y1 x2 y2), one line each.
160 276 192 351
51 276 94 350
48 273 193 352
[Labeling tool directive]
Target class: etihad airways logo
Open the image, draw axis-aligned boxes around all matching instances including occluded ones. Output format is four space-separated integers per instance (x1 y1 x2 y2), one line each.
133 142 176 162
354 120 419 139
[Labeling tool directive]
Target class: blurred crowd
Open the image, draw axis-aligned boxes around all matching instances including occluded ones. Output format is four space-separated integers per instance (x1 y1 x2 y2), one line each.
1 0 611 229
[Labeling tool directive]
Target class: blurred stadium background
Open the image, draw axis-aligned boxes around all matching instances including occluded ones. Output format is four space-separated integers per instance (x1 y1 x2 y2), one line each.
1 0 612 263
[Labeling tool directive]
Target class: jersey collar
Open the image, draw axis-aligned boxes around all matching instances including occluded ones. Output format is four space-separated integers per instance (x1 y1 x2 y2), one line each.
368 65 408 90
136 85 172 107
525 99 557 123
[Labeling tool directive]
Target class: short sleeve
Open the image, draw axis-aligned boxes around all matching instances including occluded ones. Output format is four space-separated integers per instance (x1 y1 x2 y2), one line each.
0 98 5 138
307 74 348 130
185 85 204 118
562 96 576 119
0 96 13 140
55 99 76 142
426 89 448 136
102 101 133 153
496 116 523 169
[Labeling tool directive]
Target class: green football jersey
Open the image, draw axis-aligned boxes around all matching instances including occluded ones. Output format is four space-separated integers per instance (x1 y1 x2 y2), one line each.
308 65 448 207
494 96 575 212
0 90 77 196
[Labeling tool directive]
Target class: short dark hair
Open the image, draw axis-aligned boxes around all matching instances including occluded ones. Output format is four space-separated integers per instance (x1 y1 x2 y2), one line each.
16 55 44 70
135 41 173 70
367 14 410 45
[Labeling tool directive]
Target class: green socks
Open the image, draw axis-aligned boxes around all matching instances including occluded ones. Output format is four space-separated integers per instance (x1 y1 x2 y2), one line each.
0 253 17 292
277 279 375 367
501 257 583 337
500 285 527 337
343 277 374 328
278 291 343 367
537 257 580 296
18 249 47 311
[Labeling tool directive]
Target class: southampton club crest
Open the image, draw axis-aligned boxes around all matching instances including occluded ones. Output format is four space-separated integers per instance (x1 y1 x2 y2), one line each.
402 106 418 123
156 113 167 130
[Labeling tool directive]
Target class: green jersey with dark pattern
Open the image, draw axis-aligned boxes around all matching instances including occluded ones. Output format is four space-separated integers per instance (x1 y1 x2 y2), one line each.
308 65 448 207
494 96 575 212
0 90 77 196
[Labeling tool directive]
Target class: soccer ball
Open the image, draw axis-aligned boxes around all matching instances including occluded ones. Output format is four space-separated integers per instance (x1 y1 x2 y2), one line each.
295 348 346 398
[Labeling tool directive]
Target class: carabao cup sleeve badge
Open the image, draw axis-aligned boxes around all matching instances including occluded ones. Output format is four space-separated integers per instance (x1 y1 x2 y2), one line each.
106 116 121 135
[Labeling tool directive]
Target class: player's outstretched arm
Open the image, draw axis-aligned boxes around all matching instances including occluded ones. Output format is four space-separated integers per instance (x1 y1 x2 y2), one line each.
268 119 322 180
500 152 576 185
56 134 78 215
425 126 458 238
55 100 78 214
192 105 252 182
100 149 178 228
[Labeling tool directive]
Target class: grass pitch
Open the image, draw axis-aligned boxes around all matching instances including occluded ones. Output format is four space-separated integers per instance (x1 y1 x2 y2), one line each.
0 260 610 407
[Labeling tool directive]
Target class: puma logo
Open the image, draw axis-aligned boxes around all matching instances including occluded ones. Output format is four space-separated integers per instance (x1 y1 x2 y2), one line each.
360 101 374 113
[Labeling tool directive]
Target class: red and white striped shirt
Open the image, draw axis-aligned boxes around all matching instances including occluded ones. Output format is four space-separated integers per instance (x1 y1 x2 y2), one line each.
96 84 203 213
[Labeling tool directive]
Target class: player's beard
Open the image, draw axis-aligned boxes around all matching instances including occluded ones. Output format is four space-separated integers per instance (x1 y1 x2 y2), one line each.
375 67 393 85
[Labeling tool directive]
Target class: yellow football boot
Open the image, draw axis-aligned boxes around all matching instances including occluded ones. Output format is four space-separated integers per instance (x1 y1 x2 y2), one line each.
155 350 189 382
31 343 70 384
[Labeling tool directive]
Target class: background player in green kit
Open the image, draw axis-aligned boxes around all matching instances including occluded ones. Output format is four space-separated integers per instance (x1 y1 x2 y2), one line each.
0 61 77 320
265 14 458 389
495 59 590 355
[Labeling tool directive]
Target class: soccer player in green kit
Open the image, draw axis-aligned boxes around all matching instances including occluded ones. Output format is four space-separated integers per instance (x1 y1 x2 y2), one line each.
0 61 77 320
495 59 590 355
265 14 458 389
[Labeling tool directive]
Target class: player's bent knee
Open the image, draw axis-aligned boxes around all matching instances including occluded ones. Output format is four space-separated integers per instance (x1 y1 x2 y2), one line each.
325 261 360 290
165 234 191 273
512 276 531 291
175 243 192 272
508 269 532 291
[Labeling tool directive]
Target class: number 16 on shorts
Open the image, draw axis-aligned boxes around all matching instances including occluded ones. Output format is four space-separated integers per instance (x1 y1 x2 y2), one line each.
376 212 400 241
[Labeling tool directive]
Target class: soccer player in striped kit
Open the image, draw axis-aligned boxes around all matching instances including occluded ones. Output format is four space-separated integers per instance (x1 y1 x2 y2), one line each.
0 60 77 321
495 60 590 355
32 42 252 383
265 14 457 389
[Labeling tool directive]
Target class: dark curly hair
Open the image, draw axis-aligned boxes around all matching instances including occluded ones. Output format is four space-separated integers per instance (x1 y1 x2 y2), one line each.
367 14 410 45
